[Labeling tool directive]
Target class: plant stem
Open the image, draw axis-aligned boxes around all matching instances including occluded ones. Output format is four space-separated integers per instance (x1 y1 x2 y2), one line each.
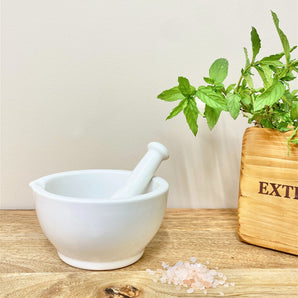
235 63 253 92
251 93 255 108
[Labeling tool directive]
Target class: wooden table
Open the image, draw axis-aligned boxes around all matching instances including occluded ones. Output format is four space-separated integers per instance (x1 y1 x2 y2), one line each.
1 209 297 297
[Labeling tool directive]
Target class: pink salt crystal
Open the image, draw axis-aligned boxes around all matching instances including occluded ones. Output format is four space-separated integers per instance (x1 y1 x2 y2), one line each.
190 257 197 263
191 282 202 290
187 288 194 294
183 279 192 287
146 259 232 294
209 269 217 276
146 269 155 275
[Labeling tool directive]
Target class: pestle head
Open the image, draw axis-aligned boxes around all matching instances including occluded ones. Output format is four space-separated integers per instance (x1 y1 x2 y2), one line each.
148 142 169 160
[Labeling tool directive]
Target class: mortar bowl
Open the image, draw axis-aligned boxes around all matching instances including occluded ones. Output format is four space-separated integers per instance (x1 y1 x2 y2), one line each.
29 169 168 270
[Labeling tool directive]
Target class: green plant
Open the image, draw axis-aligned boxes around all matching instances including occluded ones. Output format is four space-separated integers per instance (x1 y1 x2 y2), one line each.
158 11 298 145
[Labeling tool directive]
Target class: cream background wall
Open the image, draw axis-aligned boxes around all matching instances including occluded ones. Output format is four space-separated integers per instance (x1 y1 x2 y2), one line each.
1 0 297 208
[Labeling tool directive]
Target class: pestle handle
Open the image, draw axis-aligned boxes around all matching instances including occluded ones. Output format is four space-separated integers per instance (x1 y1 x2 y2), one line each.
111 142 169 199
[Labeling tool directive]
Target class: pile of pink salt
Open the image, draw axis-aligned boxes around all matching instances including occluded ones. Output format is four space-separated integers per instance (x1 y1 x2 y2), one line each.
146 258 234 295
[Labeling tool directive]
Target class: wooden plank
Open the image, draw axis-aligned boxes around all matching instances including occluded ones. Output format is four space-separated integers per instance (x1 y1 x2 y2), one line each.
1 209 298 297
1 269 298 298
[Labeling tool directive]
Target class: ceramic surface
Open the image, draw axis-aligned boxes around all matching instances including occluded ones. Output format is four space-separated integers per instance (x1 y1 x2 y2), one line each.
29 169 168 270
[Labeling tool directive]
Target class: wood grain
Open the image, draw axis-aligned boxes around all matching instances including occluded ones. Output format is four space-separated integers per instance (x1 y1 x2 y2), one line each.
238 127 298 255
1 209 298 297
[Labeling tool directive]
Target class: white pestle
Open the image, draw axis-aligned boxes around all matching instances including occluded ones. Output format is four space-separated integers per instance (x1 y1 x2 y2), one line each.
111 142 169 199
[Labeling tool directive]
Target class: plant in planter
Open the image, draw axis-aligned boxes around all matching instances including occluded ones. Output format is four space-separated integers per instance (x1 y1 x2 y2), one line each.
157 11 298 255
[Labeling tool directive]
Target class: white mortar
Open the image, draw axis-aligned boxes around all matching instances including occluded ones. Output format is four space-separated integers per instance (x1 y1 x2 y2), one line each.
29 169 168 270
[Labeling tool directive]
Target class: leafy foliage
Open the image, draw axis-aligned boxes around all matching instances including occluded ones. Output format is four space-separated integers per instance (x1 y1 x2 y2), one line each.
157 11 298 146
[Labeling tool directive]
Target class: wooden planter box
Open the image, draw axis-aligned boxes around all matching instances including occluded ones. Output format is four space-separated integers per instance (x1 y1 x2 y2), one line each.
238 127 298 255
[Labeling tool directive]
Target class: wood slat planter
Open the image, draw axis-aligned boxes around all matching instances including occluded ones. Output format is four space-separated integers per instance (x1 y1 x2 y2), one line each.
238 126 298 255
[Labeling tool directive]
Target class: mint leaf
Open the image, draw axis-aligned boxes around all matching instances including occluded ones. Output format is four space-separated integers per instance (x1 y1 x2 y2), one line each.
197 86 228 111
254 65 270 88
226 83 236 93
158 86 184 101
227 94 241 119
259 59 284 67
240 95 252 107
178 77 192 96
204 105 221 130
281 72 296 82
244 47 250 68
291 101 298 121
254 81 286 111
244 73 254 89
261 65 273 82
203 77 215 84
271 11 291 64
251 27 261 62
183 98 199 135
261 52 284 61
209 58 228 83
260 118 274 128
166 99 187 120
